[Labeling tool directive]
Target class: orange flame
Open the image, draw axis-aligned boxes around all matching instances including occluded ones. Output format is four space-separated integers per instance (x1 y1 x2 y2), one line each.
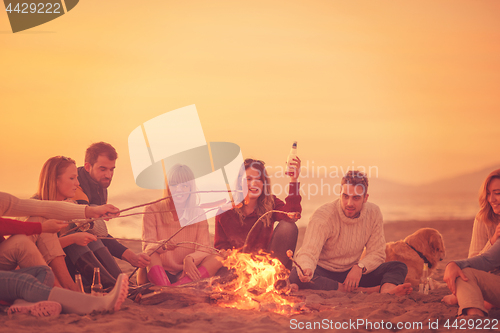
212 250 302 315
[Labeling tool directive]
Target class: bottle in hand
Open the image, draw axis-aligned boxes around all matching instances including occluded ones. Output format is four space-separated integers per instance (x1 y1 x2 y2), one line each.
91 267 103 296
285 141 298 176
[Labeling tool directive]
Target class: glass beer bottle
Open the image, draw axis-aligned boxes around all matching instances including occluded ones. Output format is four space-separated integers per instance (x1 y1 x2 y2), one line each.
91 267 103 296
285 141 297 176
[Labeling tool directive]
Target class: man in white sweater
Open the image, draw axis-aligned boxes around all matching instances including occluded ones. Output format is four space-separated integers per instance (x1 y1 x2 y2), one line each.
290 171 411 295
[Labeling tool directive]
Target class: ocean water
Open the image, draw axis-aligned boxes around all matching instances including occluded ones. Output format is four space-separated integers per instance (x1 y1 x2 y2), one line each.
106 190 479 239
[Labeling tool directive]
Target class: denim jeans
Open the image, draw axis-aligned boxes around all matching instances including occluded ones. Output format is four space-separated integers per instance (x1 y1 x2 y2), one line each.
64 238 106 264
454 239 500 315
267 221 299 270
0 265 53 303
289 261 408 290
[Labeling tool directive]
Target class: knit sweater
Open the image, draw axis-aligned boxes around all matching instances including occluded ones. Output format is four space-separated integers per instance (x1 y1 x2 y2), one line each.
142 202 210 275
0 192 86 220
295 199 385 274
468 214 498 258
0 192 86 242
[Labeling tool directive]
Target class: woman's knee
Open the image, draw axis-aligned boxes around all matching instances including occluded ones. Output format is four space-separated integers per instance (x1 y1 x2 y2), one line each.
275 221 299 238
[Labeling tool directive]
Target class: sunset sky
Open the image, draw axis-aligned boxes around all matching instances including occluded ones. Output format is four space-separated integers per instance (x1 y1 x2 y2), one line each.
1 0 499 199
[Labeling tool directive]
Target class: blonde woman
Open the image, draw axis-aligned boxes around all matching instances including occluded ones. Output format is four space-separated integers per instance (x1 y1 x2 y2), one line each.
468 169 500 257
28 156 119 290
140 164 221 286
443 169 500 316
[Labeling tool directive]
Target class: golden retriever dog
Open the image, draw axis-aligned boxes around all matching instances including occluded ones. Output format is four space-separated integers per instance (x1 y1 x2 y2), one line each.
385 228 446 287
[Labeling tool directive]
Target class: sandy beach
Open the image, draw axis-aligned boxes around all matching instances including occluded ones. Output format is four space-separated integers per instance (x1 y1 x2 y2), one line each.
2 218 499 333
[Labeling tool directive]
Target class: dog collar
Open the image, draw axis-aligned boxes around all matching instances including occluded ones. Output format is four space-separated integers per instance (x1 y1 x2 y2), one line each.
405 242 433 268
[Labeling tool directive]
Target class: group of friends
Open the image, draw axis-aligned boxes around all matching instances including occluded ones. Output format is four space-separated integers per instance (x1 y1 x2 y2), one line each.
1 141 499 319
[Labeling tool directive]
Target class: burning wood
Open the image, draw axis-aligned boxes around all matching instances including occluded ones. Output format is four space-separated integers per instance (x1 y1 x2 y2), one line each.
210 250 306 315
134 250 307 315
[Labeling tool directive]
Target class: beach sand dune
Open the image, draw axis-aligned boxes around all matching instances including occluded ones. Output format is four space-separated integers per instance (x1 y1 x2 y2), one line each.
2 219 499 333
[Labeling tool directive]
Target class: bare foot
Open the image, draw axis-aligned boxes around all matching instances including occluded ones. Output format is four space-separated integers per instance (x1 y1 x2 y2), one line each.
290 283 299 292
442 294 458 305
384 283 413 296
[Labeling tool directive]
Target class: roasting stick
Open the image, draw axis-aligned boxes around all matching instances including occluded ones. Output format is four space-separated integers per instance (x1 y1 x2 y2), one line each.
60 210 176 236
286 250 305 275
242 210 301 251
128 204 231 279
97 237 222 256
61 189 242 236
118 190 242 214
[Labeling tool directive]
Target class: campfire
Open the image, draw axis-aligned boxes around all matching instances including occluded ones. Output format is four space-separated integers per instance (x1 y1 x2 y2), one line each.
210 250 305 315
134 250 306 315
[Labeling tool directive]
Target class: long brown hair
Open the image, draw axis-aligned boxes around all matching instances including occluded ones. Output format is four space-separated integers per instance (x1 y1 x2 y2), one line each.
36 156 77 201
233 159 274 226
478 169 500 226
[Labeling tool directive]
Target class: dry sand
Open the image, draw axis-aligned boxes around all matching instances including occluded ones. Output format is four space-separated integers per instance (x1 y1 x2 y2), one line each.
2 219 499 333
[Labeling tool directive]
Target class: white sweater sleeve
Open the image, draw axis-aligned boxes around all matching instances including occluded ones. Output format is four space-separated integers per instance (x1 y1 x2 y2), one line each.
0 192 86 220
358 206 386 273
468 216 494 258
295 205 333 273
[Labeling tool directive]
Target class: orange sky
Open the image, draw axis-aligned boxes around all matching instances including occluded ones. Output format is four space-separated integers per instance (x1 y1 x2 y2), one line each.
1 0 499 198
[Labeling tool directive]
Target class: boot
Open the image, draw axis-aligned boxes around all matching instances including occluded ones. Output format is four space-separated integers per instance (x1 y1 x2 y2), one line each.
147 265 171 286
172 266 209 286
48 273 128 315
74 251 117 288
7 299 61 318
93 247 122 279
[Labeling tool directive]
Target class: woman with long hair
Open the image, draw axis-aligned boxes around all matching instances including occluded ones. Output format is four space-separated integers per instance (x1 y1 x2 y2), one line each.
27 156 120 290
214 157 302 269
139 164 221 286
443 168 500 315
468 168 500 257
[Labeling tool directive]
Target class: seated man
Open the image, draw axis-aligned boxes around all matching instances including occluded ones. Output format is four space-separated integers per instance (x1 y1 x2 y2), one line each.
443 240 500 317
289 171 411 295
72 142 150 270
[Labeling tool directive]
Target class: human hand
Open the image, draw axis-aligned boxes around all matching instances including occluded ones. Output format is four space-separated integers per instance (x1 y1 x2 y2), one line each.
343 265 363 292
183 257 201 281
443 262 468 294
157 240 177 253
490 224 500 245
41 220 68 233
122 250 151 268
288 157 301 182
297 267 313 283
218 249 231 259
85 204 120 219
71 232 97 246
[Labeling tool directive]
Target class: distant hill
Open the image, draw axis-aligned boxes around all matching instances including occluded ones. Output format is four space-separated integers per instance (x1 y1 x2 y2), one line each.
413 165 498 195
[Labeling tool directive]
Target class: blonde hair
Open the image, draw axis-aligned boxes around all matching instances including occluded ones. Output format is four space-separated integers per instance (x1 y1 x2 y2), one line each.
36 156 76 201
478 168 500 226
233 159 274 226
160 164 199 224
